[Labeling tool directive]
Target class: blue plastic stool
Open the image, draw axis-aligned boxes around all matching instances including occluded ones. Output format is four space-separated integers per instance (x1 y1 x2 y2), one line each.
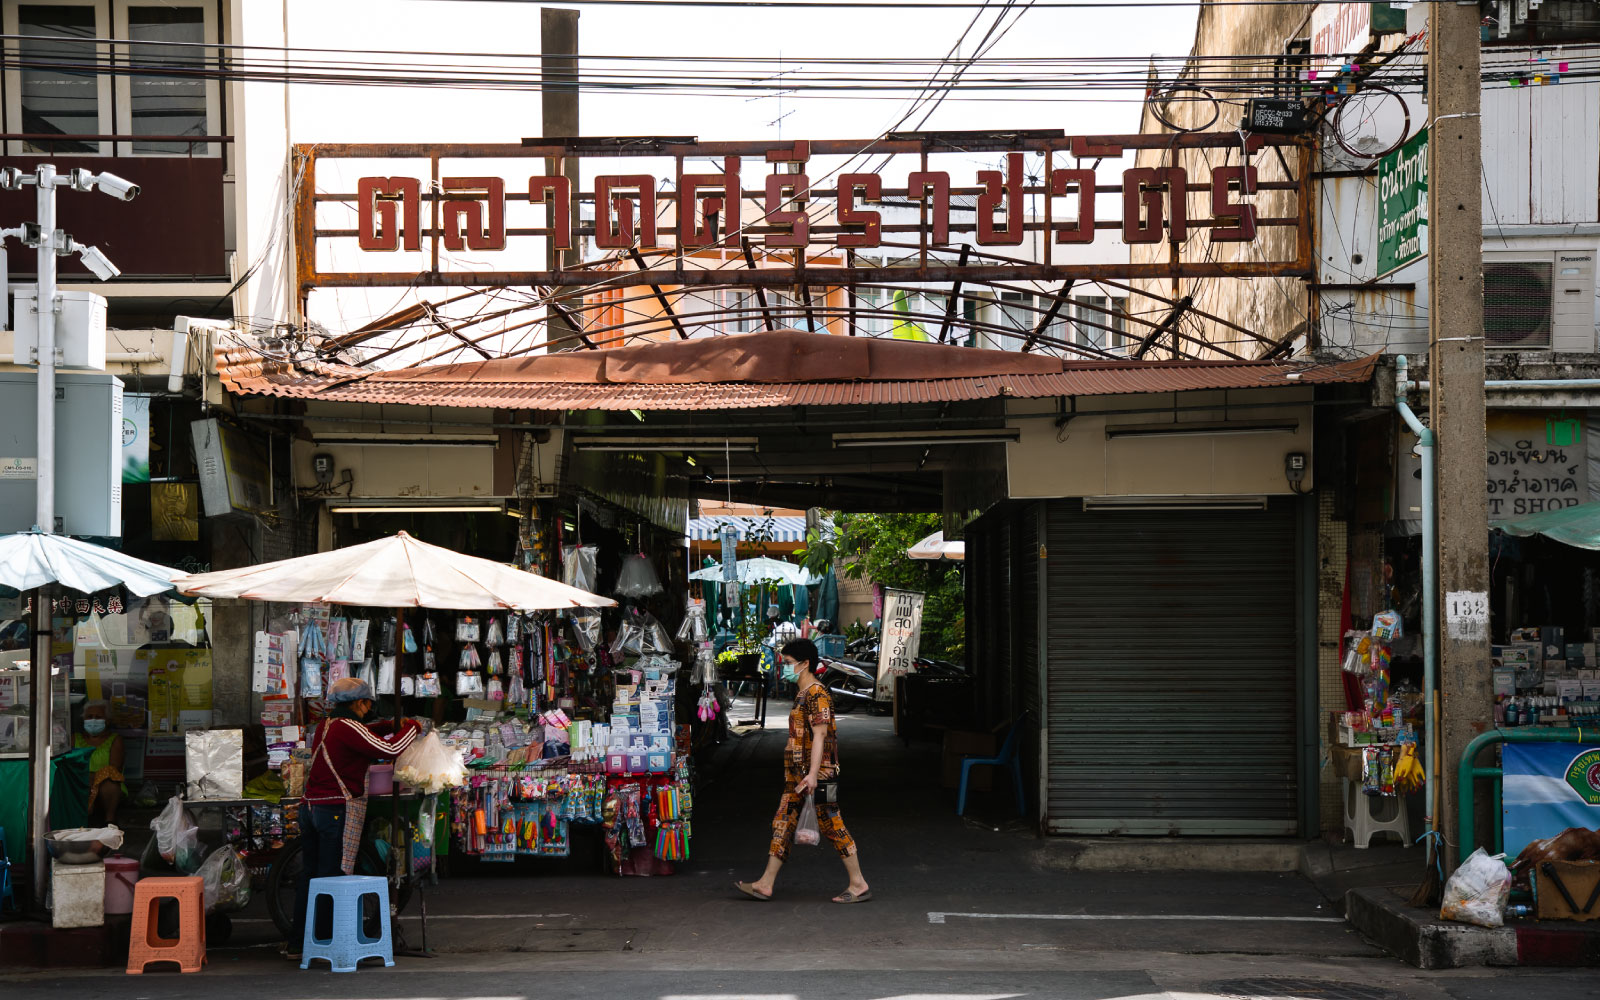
300 875 394 972
0 825 14 913
956 719 1026 818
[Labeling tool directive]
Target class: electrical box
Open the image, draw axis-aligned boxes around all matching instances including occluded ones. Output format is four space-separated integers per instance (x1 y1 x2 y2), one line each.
0 371 123 535
1245 98 1310 135
11 287 109 369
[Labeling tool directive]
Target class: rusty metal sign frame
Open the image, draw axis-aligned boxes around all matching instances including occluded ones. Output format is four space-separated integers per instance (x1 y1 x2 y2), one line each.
292 131 1314 311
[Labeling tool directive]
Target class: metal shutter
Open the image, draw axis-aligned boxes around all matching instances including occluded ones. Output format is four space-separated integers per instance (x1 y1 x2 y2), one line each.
993 516 1014 722
1043 499 1299 835
1016 504 1043 809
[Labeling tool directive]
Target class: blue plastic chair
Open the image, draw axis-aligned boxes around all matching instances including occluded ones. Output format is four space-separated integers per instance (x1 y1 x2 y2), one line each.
300 875 394 972
956 718 1026 817
0 825 13 913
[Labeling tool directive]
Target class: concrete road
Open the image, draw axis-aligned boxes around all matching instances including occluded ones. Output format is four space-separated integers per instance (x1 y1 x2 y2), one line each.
5 706 1587 995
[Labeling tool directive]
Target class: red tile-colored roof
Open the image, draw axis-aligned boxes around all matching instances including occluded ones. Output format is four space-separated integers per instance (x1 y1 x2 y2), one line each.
216 331 1378 411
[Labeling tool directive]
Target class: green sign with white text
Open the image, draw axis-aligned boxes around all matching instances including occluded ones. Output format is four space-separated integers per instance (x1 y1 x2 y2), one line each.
1376 127 1428 276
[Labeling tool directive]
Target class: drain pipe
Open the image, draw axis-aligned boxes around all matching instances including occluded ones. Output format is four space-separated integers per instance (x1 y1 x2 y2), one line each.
1395 355 1438 839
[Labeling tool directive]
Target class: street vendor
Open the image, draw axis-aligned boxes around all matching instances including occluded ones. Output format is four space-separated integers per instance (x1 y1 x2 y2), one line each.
75 701 124 825
286 677 420 959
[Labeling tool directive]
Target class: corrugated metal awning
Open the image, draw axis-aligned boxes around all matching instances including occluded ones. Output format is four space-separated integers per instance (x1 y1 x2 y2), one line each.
687 515 807 542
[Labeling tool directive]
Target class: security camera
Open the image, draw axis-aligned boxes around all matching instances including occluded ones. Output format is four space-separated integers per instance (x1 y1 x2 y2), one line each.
94 172 139 201
69 168 96 192
77 245 121 281
0 167 23 191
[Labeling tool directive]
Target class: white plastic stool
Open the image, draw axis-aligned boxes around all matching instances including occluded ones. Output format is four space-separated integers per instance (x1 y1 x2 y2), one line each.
1342 778 1411 849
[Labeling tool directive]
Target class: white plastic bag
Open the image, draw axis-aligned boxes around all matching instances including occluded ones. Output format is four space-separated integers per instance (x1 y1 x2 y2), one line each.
377 655 396 695
394 730 467 793
1440 847 1512 928
150 795 200 869
197 844 251 911
794 794 821 846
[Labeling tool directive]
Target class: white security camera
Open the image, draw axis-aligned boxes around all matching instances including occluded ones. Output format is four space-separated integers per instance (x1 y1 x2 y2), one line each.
77 244 120 281
0 167 23 191
69 168 96 192
94 172 139 201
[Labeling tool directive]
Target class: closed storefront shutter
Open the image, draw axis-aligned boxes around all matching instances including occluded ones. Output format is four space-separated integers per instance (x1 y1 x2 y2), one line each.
1016 504 1042 801
1043 499 1299 835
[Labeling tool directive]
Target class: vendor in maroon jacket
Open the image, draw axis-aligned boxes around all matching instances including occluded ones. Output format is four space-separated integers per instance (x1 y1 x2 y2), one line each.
287 676 420 958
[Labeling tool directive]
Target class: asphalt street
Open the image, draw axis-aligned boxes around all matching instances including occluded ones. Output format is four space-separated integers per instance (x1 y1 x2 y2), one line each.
6 704 1595 997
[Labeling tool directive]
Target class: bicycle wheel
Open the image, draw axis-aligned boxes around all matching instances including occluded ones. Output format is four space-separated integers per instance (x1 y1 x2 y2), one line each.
265 837 414 937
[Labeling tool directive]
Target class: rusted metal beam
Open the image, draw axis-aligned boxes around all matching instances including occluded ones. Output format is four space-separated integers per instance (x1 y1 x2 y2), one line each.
1135 296 1193 360
628 247 690 340
845 249 858 337
546 299 598 350
1022 280 1074 354
423 302 494 360
741 238 778 333
937 245 970 344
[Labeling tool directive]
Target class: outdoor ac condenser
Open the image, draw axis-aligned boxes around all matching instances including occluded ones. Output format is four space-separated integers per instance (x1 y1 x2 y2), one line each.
1483 249 1597 352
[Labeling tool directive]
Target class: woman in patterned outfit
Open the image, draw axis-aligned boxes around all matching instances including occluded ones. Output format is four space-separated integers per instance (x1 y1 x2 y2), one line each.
736 638 872 903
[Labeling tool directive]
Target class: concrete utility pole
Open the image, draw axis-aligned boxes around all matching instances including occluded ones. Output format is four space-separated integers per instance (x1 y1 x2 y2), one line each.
542 7 582 348
1426 1 1492 864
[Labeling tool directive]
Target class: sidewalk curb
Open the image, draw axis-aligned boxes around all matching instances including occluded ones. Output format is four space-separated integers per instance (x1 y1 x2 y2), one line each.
1033 839 1303 873
1344 886 1516 969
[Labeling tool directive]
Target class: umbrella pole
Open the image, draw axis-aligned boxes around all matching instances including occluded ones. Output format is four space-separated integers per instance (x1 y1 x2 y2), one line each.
27 584 52 911
390 605 430 959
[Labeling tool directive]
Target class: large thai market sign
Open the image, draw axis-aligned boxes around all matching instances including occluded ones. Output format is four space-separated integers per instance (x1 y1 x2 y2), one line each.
292 132 1312 302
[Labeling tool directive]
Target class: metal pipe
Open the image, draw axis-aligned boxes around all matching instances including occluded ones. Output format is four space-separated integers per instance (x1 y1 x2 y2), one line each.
35 164 56 533
1456 726 1600 865
1413 379 1600 391
28 584 51 909
1395 355 1439 842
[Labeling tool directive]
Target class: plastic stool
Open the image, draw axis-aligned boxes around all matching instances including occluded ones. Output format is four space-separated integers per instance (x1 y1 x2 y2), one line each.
1341 778 1411 849
300 875 394 972
0 826 14 913
126 876 206 974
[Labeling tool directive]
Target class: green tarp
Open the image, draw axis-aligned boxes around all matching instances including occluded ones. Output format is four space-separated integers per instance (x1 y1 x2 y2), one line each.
0 747 91 866
1493 501 1600 551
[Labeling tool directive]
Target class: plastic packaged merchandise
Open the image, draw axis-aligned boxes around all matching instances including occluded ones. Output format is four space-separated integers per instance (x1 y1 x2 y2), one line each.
197 844 251 911
396 730 468 793
562 545 599 593
615 554 664 597
1440 848 1512 928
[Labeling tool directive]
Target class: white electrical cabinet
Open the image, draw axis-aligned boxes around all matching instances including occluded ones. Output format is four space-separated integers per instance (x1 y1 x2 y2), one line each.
0 372 123 535
11 287 109 369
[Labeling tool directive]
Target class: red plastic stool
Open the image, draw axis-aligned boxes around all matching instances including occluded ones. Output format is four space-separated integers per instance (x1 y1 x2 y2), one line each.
126 875 206 974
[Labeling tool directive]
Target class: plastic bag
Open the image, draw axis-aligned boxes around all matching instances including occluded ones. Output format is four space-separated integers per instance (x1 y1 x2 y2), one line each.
197 844 251 911
615 554 663 597
794 794 821 846
377 655 396 695
487 650 504 676
486 677 505 702
1372 610 1403 642
51 825 125 849
151 796 200 868
456 616 480 643
300 659 323 698
394 730 468 793
610 622 645 659
459 644 481 670
416 672 442 698
1440 847 1512 928
456 671 484 696
486 619 505 648
562 545 598 593
570 612 602 652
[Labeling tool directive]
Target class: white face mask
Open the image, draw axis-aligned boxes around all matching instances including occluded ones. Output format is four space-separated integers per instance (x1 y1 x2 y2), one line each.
83 718 108 735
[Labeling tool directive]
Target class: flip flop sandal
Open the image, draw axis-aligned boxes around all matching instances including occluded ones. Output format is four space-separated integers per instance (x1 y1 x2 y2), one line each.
735 881 773 901
832 889 873 904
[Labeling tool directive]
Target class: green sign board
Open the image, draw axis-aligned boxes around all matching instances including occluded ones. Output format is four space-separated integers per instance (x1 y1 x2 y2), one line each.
1376 127 1428 276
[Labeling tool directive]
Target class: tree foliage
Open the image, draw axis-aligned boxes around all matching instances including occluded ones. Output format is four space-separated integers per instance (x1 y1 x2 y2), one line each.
818 512 964 661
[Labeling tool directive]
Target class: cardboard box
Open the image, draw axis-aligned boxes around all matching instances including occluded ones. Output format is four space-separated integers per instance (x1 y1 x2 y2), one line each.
1535 860 1600 921
941 729 1000 792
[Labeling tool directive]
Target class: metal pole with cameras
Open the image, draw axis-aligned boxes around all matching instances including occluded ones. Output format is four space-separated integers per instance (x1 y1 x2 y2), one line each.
0 163 138 534
0 162 136 907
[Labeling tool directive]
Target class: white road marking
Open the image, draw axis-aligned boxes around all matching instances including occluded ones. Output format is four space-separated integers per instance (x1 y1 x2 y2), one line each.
927 912 1344 925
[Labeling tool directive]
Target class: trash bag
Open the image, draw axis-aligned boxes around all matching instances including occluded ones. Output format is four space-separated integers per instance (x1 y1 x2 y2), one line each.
395 730 467 793
150 796 201 871
197 844 251 912
1440 847 1512 928
794 795 821 846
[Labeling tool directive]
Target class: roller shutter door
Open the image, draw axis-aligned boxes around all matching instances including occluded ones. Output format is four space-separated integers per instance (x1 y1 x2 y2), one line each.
1043 499 1299 835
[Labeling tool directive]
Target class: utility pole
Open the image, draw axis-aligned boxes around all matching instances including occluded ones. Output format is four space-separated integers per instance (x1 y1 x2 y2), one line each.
1426 1 1491 865
542 7 581 348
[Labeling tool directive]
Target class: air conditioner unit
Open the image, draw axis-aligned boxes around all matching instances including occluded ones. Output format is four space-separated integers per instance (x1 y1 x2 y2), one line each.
1483 249 1596 351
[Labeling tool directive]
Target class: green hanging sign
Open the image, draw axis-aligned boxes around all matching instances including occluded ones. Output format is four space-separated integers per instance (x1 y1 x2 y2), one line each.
1376 127 1428 277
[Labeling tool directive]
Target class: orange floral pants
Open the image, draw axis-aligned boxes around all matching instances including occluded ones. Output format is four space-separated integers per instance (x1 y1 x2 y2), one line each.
769 782 855 861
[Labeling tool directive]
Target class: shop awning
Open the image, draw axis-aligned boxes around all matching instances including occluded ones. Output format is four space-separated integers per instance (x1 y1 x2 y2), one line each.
687 515 807 542
688 556 815 586
906 530 965 561
0 530 181 597
1493 502 1600 551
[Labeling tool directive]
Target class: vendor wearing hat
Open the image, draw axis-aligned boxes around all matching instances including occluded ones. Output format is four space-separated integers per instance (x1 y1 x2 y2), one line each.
286 677 421 960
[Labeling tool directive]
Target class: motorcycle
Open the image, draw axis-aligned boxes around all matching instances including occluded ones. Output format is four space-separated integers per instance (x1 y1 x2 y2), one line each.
815 655 881 714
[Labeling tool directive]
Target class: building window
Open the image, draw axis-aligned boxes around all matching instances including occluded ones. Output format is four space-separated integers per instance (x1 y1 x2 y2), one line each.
5 1 220 156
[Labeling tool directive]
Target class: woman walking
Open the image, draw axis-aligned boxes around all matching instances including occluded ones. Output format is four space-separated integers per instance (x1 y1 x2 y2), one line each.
736 637 871 904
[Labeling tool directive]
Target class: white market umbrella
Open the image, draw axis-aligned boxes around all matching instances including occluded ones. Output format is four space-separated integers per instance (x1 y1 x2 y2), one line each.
0 531 182 908
907 530 965 562
175 530 614 611
0 529 182 597
689 555 814 586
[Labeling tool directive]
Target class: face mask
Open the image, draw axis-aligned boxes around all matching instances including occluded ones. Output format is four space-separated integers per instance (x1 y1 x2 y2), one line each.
83 719 107 735
780 660 800 683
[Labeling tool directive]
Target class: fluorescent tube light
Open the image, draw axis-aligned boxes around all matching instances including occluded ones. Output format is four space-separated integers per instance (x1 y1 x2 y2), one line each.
571 436 759 453
832 429 1019 448
1082 496 1269 512
314 433 498 447
329 504 505 514
1104 420 1298 440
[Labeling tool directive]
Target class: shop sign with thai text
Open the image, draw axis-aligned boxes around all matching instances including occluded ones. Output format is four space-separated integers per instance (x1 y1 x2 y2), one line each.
293 133 1312 295
1486 411 1587 517
875 588 925 703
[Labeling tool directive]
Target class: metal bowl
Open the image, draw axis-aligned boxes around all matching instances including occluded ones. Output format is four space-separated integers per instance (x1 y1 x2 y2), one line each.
44 829 113 865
